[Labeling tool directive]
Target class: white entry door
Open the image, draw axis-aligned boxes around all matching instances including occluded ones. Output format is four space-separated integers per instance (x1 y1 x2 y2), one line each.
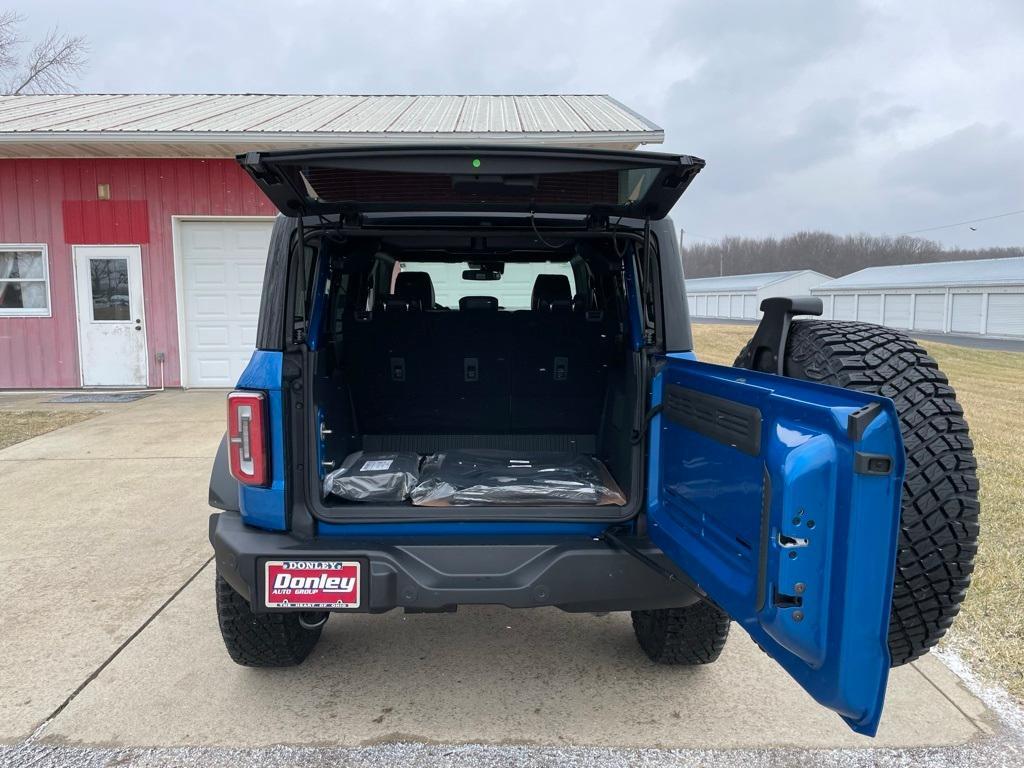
74 245 148 387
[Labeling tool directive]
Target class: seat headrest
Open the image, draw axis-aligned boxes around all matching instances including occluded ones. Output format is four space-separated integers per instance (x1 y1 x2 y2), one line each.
459 296 499 311
394 271 435 309
531 274 572 311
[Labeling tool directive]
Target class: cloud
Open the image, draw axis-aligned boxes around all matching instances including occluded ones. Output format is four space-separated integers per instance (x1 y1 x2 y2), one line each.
8 0 1024 247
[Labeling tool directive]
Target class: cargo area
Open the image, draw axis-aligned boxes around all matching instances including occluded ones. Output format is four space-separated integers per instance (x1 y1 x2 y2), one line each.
305 232 645 521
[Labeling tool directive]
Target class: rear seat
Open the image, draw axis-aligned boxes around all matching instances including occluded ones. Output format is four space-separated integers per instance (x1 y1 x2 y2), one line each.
434 295 510 431
510 275 612 432
343 273 440 433
394 271 436 310
343 273 614 436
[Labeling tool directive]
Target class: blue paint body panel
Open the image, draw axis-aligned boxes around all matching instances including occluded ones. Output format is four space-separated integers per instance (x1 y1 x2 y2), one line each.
235 350 288 531
647 356 904 736
317 521 611 538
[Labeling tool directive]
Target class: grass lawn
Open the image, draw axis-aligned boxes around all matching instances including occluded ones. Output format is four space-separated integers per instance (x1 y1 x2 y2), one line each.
0 410 98 450
690 321 1024 701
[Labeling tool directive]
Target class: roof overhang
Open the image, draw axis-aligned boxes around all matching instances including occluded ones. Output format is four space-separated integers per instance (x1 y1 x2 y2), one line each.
0 93 664 158
0 131 661 158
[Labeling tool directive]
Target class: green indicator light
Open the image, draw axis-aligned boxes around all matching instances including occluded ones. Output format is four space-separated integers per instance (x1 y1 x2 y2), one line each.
472 158 481 168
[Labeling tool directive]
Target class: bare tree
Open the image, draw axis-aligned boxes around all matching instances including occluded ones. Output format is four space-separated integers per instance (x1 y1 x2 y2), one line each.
681 230 1024 279
0 11 88 95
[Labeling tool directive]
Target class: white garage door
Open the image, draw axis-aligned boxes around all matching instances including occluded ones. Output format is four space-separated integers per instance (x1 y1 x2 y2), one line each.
883 294 911 329
179 219 275 387
913 294 945 332
857 294 882 322
730 294 744 318
950 293 983 334
987 293 1024 337
833 294 855 320
743 294 757 319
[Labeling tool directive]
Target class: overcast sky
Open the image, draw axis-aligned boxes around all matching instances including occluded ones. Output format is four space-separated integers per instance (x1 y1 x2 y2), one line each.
10 0 1024 248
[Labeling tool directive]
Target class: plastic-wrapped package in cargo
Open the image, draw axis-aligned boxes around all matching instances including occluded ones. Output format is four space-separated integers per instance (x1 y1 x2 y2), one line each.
323 451 421 502
410 450 626 506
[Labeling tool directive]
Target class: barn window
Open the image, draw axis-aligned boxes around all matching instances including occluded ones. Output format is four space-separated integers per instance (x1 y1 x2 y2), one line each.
0 245 51 317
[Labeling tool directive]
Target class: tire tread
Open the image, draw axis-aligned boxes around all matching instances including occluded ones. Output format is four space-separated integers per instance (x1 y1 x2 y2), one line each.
631 601 731 665
216 573 324 667
747 320 980 666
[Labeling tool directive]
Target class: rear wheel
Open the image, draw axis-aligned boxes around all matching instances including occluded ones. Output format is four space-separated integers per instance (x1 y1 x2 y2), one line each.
631 601 731 664
216 572 326 667
736 320 980 666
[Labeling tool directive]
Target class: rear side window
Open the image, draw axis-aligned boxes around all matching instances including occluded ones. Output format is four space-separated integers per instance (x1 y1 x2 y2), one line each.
398 261 576 310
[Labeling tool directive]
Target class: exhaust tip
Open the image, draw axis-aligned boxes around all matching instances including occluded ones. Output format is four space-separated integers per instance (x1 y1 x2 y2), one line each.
298 611 329 630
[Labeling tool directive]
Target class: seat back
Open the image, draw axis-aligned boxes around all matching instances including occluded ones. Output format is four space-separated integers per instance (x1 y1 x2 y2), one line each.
510 275 613 432
341 274 615 437
433 296 510 431
394 271 435 310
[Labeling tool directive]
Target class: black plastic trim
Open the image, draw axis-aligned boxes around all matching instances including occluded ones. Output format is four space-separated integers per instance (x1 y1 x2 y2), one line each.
854 452 894 476
254 215 293 351
847 402 883 442
735 296 823 375
208 433 240 512
658 217 693 353
663 383 762 456
210 511 701 614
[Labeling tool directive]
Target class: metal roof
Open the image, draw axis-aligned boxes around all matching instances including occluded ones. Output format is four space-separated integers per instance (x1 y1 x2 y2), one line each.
0 93 663 158
812 257 1024 291
685 270 828 292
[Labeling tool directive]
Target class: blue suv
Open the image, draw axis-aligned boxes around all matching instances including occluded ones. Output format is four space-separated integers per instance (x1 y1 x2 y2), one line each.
208 146 979 736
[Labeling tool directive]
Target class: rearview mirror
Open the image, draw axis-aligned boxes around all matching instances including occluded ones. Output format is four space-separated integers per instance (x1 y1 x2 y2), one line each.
462 269 502 281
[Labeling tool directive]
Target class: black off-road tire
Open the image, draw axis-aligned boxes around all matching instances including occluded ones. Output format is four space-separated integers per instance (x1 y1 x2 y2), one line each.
735 320 980 667
631 601 731 664
216 572 325 667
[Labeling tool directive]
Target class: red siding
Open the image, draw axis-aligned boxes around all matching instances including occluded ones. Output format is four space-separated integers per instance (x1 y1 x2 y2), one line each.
0 158 275 388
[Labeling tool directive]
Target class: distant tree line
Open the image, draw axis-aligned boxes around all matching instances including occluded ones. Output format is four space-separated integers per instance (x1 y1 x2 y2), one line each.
681 231 1024 279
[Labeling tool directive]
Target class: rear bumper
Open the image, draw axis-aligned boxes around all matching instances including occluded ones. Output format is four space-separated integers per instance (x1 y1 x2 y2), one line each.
210 511 701 613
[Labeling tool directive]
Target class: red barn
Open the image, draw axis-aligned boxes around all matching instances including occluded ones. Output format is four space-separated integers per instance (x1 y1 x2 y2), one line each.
0 93 662 388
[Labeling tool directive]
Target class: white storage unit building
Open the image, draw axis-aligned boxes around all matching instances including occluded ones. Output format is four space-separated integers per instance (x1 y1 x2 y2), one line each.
686 270 831 321
811 257 1024 339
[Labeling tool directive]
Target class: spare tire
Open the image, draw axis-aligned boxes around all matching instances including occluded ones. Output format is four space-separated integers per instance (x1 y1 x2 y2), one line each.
735 320 980 667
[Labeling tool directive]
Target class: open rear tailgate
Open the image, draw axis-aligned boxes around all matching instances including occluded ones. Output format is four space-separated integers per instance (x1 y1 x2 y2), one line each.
238 145 704 220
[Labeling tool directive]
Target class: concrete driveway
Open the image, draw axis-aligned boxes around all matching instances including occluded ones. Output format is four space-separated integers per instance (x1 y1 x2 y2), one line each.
0 391 1018 766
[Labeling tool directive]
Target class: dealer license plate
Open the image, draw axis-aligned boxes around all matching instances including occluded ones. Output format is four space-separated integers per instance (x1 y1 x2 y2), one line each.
264 560 361 609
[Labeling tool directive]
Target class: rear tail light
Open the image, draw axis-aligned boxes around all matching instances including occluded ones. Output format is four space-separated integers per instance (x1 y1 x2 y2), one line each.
227 391 268 486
